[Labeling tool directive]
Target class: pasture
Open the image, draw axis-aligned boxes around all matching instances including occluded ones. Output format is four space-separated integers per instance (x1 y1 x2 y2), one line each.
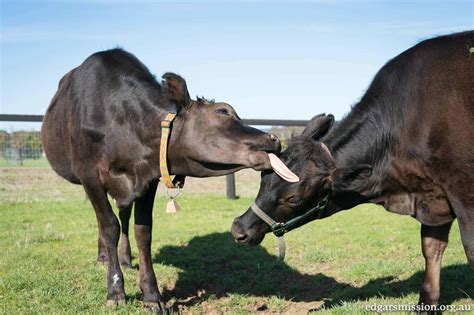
0 161 472 314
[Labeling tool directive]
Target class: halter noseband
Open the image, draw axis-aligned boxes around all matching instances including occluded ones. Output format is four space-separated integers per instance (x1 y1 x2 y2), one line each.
250 194 331 237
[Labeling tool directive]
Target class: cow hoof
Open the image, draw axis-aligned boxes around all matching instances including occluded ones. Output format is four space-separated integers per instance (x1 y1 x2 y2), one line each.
106 299 126 307
143 301 167 314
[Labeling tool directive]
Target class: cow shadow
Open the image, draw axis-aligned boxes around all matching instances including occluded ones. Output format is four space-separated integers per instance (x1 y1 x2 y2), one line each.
153 232 473 310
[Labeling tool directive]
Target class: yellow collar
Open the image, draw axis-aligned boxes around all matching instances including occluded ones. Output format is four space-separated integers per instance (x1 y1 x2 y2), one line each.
159 113 179 188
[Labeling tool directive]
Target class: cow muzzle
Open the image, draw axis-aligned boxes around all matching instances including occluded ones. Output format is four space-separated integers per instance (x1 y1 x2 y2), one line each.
231 213 267 246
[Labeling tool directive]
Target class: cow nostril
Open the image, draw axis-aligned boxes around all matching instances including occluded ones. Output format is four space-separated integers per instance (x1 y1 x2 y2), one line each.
235 233 248 242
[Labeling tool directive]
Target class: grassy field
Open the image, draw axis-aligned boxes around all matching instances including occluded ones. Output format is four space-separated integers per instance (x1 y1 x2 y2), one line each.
0 162 473 314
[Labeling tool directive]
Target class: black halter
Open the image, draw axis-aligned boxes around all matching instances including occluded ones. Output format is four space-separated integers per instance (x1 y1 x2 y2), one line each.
250 194 331 237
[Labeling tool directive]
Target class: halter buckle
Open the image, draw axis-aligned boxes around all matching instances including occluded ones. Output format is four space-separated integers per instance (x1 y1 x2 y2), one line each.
271 222 286 237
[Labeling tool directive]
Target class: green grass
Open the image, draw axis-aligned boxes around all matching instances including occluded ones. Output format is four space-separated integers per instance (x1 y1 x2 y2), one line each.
0 170 473 313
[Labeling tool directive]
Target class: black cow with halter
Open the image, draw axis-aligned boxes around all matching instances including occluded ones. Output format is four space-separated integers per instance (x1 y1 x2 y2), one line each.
232 31 474 307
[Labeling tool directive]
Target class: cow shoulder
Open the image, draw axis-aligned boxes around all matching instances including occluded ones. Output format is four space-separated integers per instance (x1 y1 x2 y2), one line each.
378 159 455 225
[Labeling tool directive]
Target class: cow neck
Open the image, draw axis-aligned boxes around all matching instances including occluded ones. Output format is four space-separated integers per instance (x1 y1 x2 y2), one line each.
322 105 399 199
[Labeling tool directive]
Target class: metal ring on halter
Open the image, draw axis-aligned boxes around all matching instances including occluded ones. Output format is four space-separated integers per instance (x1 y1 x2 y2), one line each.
166 187 181 199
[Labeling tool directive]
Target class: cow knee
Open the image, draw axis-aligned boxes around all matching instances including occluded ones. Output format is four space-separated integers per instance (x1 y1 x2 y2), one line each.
102 216 120 244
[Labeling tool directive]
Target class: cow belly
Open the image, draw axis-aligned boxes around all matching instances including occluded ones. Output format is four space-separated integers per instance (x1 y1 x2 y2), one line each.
42 108 81 184
384 192 455 226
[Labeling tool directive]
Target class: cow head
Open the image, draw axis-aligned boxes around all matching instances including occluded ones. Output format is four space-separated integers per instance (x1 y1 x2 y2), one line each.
162 73 282 176
231 114 372 245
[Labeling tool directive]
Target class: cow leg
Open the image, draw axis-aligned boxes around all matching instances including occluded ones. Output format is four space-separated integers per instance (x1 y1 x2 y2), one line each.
82 174 126 305
119 204 133 268
446 192 474 268
134 180 166 312
454 205 474 269
97 230 108 264
460 220 474 269
457 215 474 268
97 204 133 267
418 222 452 306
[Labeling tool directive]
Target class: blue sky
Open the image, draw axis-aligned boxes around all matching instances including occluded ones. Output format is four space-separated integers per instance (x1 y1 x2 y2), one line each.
1 0 472 130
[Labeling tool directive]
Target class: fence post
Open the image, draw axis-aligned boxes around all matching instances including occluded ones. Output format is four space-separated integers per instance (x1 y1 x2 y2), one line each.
226 174 237 199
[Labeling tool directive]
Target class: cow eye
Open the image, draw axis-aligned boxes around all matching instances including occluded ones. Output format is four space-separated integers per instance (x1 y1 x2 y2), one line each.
287 196 302 206
215 108 230 116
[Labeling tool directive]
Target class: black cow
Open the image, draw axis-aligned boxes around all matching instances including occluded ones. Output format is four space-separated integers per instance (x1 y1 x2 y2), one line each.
232 31 474 307
41 48 283 311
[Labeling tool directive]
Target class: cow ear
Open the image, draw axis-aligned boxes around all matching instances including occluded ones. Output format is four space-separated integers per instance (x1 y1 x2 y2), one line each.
162 73 191 108
330 164 372 192
302 114 335 140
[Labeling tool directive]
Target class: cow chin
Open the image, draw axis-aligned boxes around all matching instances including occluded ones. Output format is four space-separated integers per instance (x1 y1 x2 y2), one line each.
247 232 266 246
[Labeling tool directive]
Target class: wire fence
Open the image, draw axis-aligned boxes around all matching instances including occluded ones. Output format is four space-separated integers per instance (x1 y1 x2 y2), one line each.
0 127 43 166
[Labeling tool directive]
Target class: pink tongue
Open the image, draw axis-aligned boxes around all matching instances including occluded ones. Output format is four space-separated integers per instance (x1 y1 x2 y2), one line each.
268 153 300 183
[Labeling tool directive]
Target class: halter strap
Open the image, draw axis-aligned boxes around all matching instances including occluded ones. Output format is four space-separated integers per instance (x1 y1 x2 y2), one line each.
251 202 281 229
250 194 330 237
